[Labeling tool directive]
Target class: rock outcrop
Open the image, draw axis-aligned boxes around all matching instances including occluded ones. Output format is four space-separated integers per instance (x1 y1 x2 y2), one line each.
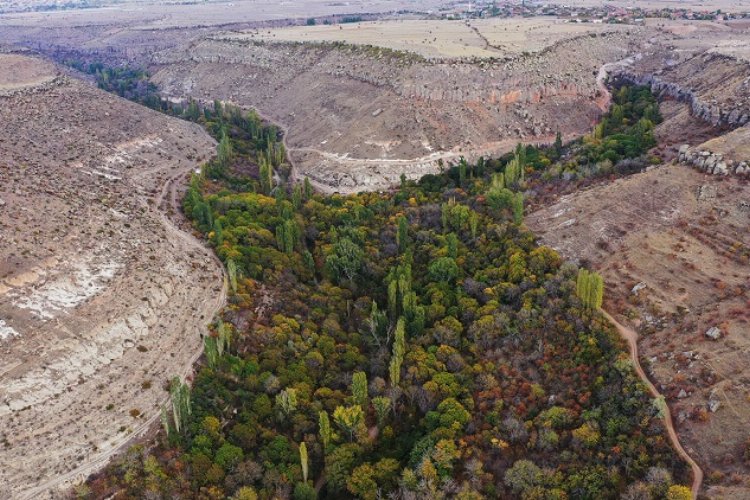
678 143 750 176
610 52 750 129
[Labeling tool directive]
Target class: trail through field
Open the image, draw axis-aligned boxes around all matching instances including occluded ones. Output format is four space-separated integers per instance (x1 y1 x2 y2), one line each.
601 309 703 498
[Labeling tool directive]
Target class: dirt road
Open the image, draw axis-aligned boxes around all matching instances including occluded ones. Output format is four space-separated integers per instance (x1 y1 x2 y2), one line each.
600 309 703 498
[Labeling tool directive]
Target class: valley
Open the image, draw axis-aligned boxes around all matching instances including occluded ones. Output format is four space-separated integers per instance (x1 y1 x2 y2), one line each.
0 1 749 499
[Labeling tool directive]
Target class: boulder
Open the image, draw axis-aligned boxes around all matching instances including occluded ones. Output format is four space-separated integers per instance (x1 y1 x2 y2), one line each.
631 282 647 295
705 326 722 340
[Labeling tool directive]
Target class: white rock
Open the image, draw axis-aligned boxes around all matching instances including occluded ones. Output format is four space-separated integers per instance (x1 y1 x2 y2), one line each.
705 326 722 340
631 282 647 295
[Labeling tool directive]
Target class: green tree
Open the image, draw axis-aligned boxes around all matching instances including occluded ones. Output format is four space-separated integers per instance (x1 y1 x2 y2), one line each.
428 257 459 283
327 443 360 492
293 482 317 500
226 258 238 293
326 237 363 283
169 377 191 436
576 269 604 309
372 396 391 428
397 216 409 253
347 463 377 499
554 130 563 155
389 318 406 386
215 443 244 471
352 371 368 408
319 410 332 450
217 130 232 169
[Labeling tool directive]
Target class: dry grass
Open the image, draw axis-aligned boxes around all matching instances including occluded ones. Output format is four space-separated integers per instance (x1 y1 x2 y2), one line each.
238 18 633 59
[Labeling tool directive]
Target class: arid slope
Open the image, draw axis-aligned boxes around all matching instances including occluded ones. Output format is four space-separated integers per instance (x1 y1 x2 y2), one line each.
0 54 221 498
527 162 750 496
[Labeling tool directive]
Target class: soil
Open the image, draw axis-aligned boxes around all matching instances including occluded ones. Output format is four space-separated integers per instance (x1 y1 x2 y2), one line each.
0 54 223 498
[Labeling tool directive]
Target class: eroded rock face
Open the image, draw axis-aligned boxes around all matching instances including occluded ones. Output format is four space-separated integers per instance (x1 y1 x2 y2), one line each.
678 144 750 176
0 56 221 498
150 31 644 192
611 52 750 129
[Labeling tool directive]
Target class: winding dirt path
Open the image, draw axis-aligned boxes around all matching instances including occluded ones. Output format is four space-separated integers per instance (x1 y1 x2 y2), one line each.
600 309 703 498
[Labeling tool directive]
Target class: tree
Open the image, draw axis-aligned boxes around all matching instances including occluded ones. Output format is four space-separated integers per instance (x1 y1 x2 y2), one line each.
299 441 309 483
504 459 544 494
259 156 274 194
333 405 365 442
347 463 377 500
429 257 459 283
231 487 258 500
204 335 219 367
576 269 604 309
389 318 406 387
666 485 692 500
512 192 524 225
217 130 232 169
215 443 244 471
469 211 479 239
304 177 313 199
293 482 316 500
326 237 363 283
226 258 238 293
169 377 191 436
372 396 391 428
352 371 368 408
458 157 467 187
275 388 298 420
319 411 332 450
327 443 360 491
397 216 409 253
554 131 563 155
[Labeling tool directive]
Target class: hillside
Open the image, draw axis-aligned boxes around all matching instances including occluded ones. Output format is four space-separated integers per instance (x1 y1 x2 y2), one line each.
0 52 221 498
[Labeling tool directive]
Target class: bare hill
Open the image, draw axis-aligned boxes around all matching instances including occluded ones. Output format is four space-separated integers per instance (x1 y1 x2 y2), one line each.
0 53 221 498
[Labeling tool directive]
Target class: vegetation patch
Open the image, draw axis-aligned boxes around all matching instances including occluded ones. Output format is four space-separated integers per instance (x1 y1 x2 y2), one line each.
83 75 688 498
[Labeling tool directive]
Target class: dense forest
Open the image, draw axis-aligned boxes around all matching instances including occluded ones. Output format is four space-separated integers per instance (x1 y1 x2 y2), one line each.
76 65 690 499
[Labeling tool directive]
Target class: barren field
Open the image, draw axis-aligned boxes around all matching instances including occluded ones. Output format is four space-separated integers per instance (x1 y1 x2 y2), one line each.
0 54 222 498
0 0 449 20
0 54 58 91
242 18 634 60
527 161 750 496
